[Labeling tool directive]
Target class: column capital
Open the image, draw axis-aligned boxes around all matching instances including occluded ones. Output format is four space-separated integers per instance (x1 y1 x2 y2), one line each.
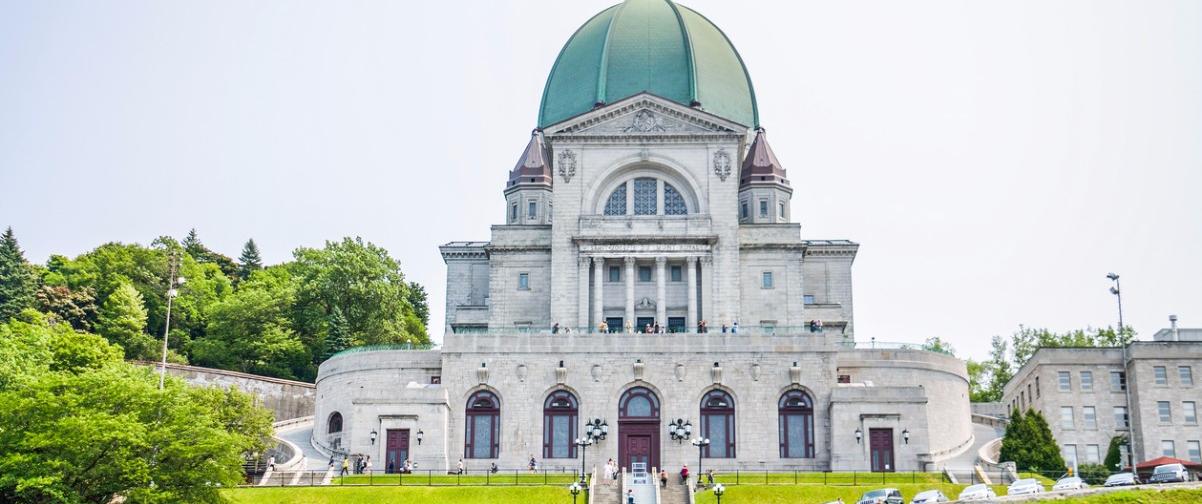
655 256 667 265
578 256 592 267
624 256 637 266
593 256 606 265
686 256 698 265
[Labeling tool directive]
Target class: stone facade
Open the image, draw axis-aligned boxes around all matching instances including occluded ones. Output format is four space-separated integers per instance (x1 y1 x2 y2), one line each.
1001 339 1202 466
310 0 973 475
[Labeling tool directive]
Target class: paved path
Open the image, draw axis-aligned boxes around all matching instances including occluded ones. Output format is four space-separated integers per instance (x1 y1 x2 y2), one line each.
275 421 334 471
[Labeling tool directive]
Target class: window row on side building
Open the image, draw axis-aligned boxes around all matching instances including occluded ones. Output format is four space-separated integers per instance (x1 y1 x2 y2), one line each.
1002 336 1202 466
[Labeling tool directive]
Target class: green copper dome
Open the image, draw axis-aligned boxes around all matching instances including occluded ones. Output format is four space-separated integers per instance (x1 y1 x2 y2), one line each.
538 0 759 129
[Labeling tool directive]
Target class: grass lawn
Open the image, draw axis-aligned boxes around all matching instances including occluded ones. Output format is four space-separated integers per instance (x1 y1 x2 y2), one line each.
223 486 570 504
332 471 580 486
1063 488 1202 503
692 483 1003 504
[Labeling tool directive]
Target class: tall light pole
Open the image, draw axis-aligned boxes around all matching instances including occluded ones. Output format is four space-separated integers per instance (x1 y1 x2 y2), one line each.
691 437 710 483
576 418 607 485
158 252 185 390
1107 272 1123 332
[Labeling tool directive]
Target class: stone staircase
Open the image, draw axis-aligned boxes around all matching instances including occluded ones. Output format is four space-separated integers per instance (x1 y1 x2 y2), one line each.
592 473 623 504
659 476 691 504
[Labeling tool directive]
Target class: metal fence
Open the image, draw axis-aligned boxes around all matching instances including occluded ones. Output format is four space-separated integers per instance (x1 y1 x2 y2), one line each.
244 467 587 487
690 469 954 487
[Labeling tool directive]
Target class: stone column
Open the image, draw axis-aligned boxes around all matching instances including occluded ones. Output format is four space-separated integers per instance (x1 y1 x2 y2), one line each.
655 256 667 327
592 257 605 332
700 256 713 327
624 257 636 332
686 256 698 332
578 256 591 330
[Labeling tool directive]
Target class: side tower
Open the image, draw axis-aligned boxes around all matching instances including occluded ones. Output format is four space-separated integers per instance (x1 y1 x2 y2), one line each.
503 130 553 225
738 128 792 224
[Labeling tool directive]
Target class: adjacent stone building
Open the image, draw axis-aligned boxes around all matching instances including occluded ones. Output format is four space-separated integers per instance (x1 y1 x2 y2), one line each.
1001 324 1202 467
312 0 972 475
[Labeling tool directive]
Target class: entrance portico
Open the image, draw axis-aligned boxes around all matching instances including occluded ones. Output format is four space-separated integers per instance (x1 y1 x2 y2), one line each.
578 246 710 332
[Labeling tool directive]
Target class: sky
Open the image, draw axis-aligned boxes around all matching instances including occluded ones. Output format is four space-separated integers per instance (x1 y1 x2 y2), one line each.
1 0 1199 360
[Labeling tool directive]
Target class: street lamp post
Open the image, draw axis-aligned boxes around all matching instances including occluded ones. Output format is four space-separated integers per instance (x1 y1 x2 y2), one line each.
575 436 593 484
691 437 710 482
576 418 607 484
1107 272 1123 332
569 482 582 504
668 418 692 443
712 483 725 504
158 252 186 390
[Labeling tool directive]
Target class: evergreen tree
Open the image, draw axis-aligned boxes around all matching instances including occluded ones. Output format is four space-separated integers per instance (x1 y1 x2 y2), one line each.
95 282 157 360
325 305 353 358
237 239 262 280
1025 410 1066 472
0 227 37 322
182 228 203 257
999 407 1026 465
1104 435 1128 470
407 281 429 328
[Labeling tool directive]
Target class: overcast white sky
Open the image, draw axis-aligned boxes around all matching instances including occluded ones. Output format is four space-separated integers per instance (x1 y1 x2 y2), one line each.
2 0 1199 360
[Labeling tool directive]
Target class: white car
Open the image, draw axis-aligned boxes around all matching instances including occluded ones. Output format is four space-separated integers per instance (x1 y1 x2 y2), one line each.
1103 472 1140 487
909 489 949 504
957 484 997 501
1007 478 1045 496
1149 463 1190 484
1053 476 1089 491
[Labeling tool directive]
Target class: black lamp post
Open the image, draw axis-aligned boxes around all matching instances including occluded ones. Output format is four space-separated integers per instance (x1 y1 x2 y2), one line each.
713 483 725 504
569 482 582 504
691 437 710 480
902 429 910 445
575 418 607 484
370 430 377 446
1107 273 1124 332
668 418 692 443
575 436 594 484
416 429 424 446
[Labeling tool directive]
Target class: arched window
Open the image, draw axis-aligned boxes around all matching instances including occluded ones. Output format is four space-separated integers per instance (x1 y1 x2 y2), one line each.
465 391 500 459
778 390 814 458
328 412 343 434
604 183 627 215
543 390 578 459
632 178 658 215
664 183 687 215
700 390 735 458
619 386 660 419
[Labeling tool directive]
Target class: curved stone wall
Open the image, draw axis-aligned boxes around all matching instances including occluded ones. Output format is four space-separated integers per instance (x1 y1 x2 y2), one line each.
835 349 973 461
140 362 316 421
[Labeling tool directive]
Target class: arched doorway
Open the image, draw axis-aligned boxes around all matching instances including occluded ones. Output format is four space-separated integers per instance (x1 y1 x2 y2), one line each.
618 386 660 471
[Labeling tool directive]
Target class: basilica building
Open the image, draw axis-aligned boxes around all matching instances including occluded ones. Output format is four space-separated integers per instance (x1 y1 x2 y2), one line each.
313 0 972 475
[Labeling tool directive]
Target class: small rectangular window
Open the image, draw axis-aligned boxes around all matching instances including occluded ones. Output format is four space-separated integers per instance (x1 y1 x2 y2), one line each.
609 266 621 283
1036 376 1041 398
1111 371 1127 391
761 271 774 289
430 376 441 384
1060 406 1074 429
1086 445 1101 464
528 200 537 219
1162 440 1176 458
803 295 816 305
670 265 682 282
1189 441 1202 463
1114 406 1129 428
1058 371 1071 391
510 203 518 222
1080 371 1093 391
518 272 529 290
778 202 785 218
1155 366 1168 385
1083 406 1097 429
1185 402 1197 424
759 199 768 217
740 202 748 219
1062 444 1078 465
638 266 652 282
1181 366 1194 386
1158 401 1172 423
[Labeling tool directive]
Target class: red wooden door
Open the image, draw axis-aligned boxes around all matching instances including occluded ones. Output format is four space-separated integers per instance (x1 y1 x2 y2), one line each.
618 423 660 471
869 428 894 472
385 429 410 473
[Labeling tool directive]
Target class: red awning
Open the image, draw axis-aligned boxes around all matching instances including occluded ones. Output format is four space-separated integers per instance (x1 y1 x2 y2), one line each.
1132 456 1202 471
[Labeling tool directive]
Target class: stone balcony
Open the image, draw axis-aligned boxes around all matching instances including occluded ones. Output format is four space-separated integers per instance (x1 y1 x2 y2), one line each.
575 214 715 242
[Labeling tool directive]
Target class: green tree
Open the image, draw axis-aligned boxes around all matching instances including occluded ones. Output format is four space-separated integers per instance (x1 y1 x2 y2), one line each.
324 305 352 358
291 237 428 360
921 336 955 355
407 281 429 328
1104 435 1128 471
238 238 263 280
35 284 98 331
0 227 38 322
966 359 990 402
979 335 1013 402
1000 408 1066 473
0 313 272 504
181 229 239 280
95 282 157 360
192 268 312 380
1077 463 1109 485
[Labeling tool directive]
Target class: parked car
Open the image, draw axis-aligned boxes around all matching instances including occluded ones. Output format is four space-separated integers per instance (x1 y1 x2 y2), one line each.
1053 476 1089 491
1103 472 1141 487
1149 463 1190 484
1007 478 1045 496
909 489 949 504
957 484 997 501
856 488 904 504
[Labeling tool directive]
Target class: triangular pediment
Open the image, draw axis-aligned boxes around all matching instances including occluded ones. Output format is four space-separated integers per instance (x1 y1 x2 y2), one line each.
543 93 747 137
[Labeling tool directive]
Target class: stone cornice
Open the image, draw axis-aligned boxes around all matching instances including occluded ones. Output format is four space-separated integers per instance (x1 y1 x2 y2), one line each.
545 94 748 144
483 245 552 254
